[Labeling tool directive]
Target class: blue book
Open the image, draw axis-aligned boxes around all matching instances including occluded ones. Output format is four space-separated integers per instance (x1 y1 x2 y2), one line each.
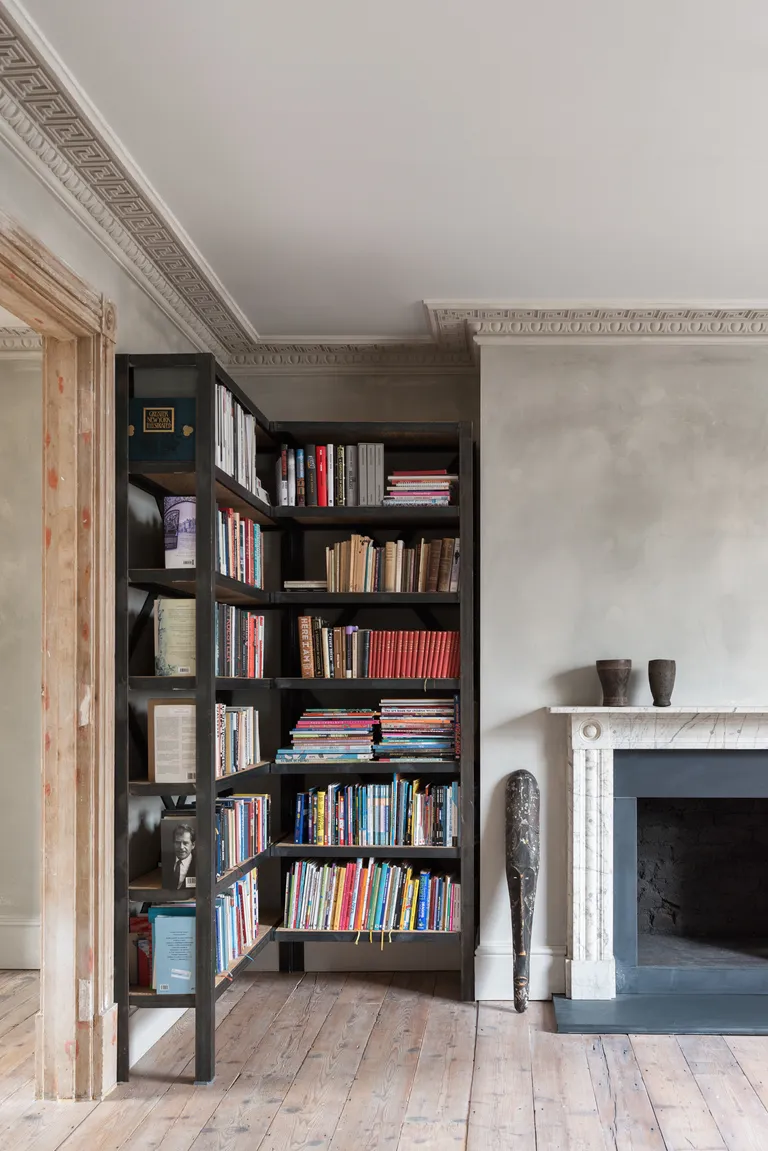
150 906 195 994
416 871 430 931
373 864 389 929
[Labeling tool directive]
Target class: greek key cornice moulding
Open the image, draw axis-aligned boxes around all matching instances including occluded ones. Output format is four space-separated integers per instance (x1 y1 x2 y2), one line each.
0 1 258 358
424 303 768 346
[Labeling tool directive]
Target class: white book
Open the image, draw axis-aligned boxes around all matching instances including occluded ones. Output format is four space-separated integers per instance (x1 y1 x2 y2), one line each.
149 701 196 782
287 448 296 506
326 444 335 507
366 445 376 507
358 444 368 505
163 497 196 569
345 445 358 506
375 444 384 504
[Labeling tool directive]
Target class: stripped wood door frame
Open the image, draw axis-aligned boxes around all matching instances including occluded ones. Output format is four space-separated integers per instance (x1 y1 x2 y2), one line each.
0 210 117 1101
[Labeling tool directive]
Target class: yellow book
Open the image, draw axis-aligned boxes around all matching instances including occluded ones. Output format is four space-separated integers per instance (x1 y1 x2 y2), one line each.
332 866 345 930
400 867 413 929
319 792 326 845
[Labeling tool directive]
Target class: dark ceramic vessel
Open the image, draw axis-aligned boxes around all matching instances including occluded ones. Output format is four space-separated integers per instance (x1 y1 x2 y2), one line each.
596 659 632 707
649 659 676 707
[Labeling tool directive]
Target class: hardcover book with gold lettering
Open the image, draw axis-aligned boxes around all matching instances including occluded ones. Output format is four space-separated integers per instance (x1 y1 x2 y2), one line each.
128 398 196 461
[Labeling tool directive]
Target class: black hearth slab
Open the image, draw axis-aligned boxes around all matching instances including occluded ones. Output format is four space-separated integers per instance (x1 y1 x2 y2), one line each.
553 994 768 1035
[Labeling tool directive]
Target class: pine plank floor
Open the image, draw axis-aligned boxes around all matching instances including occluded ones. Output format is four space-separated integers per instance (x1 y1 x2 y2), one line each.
5 972 768 1149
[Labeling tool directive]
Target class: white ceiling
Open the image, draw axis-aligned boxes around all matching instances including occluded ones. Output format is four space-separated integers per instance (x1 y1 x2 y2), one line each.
15 0 768 340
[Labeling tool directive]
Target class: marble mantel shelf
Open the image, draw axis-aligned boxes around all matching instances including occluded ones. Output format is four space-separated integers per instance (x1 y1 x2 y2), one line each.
550 706 768 713
549 704 768 1001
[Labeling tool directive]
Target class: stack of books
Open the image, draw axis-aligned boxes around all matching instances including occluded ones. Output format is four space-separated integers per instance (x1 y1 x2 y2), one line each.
377 698 458 761
274 709 376 763
383 470 457 507
298 619 460 679
216 507 264 588
275 443 385 507
294 778 460 847
215 794 269 876
325 536 460 593
283 859 460 932
215 705 260 778
215 606 265 677
215 870 259 976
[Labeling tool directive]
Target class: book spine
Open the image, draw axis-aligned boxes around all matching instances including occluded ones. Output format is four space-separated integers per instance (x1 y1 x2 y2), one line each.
366 445 377 507
296 448 305 507
345 445 357 506
437 538 453 593
416 872 430 930
358 444 368 506
287 449 296 506
336 444 345 506
449 538 460 593
317 446 328 507
375 443 384 505
298 616 314 678
306 445 318 506
326 444 335 507
279 444 289 506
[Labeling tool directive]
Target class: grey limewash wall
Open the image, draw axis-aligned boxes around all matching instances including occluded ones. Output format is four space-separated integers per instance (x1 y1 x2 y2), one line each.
479 342 768 999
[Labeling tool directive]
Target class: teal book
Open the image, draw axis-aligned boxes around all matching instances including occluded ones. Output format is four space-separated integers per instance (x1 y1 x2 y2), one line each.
129 397 196 462
149 905 195 994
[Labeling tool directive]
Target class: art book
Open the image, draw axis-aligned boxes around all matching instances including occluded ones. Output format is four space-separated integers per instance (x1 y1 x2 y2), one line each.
164 496 196 568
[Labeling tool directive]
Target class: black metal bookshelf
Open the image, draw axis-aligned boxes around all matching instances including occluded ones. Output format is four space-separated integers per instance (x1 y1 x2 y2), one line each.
115 352 478 1086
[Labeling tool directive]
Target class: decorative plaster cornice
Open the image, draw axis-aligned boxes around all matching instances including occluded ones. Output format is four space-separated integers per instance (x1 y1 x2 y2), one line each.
230 341 475 375
424 302 768 349
0 323 40 356
0 1 258 358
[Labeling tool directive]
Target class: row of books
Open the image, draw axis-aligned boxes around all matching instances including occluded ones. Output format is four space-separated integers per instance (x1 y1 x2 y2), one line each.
294 779 460 847
283 859 460 932
216 795 270 877
215 383 269 501
129 870 261 993
275 443 384 507
216 704 261 777
298 619 460 679
383 469 457 507
274 701 459 763
217 506 264 588
215 606 265 678
324 535 460 593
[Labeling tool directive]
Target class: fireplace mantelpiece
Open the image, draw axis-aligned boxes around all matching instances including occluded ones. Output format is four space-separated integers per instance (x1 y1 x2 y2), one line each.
549 706 768 1001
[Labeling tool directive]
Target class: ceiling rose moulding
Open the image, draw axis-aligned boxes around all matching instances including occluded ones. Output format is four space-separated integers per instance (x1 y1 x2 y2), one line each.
0 0 260 358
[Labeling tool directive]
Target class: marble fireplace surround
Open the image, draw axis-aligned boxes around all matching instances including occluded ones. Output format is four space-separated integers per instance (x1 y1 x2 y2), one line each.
549 706 768 1001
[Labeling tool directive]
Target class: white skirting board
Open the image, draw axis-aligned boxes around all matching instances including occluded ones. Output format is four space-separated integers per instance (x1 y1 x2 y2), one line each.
0 917 40 969
474 943 566 1000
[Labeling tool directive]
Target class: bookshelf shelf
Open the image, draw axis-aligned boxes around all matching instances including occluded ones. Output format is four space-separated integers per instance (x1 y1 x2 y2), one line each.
128 761 271 797
129 569 273 607
274 592 459 605
270 759 460 776
273 677 460 691
116 354 476 1086
273 505 458 527
273 839 460 860
273 927 460 943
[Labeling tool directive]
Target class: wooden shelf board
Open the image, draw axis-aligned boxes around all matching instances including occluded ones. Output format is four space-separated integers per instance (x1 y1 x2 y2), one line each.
128 762 271 797
273 506 458 527
272 838 460 859
128 677 274 693
129 569 273 607
274 592 459 605
273 926 460 942
274 677 460 691
270 759 460 775
215 847 271 895
128 461 274 524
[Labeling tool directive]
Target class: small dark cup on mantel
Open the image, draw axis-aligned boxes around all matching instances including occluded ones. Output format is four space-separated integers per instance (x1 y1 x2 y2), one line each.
648 659 676 707
595 659 632 707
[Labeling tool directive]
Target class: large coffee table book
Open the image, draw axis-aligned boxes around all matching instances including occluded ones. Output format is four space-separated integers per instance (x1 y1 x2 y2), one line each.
116 352 477 1085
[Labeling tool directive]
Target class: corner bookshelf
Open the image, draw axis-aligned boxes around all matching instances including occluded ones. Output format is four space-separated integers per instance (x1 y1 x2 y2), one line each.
115 353 477 1085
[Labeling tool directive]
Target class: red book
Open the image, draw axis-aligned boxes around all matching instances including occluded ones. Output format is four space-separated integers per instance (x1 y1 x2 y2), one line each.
425 631 437 677
394 632 404 678
406 631 416 677
374 632 383 678
340 863 356 929
450 632 459 677
440 631 451 678
384 631 394 678
317 446 328 507
248 616 255 678
414 631 426 678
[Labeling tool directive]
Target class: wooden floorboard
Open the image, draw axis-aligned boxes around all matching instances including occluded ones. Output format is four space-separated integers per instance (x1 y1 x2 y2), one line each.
7 970 768 1149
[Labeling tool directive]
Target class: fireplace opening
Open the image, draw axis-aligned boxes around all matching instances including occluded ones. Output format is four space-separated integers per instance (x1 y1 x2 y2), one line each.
637 797 768 967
